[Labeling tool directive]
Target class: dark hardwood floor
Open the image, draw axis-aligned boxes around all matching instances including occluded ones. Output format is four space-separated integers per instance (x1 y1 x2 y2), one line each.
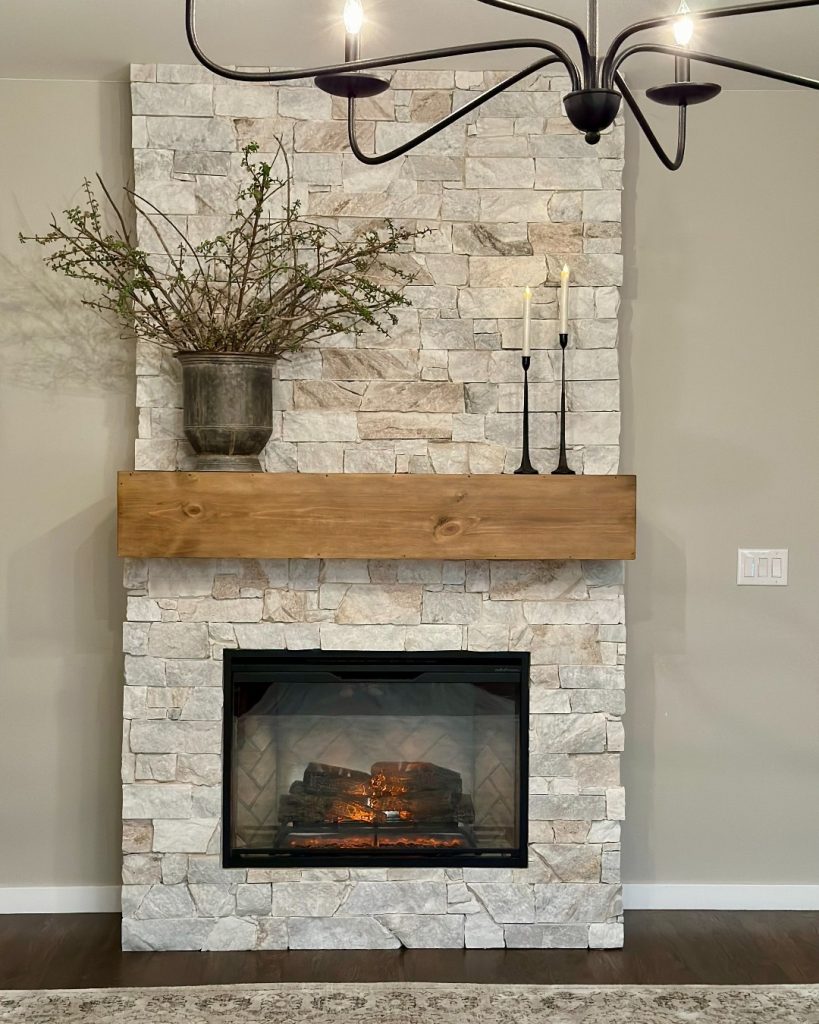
0 912 817 989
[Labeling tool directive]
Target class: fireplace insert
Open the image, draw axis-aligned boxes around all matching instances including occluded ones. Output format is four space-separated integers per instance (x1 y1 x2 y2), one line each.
223 650 529 868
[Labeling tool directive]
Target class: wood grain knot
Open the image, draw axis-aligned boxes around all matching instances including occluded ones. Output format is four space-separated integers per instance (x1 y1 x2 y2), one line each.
433 517 463 540
182 503 204 519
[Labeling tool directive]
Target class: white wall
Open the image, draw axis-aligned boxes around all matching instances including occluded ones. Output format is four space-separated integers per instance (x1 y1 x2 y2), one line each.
620 90 819 885
0 80 135 887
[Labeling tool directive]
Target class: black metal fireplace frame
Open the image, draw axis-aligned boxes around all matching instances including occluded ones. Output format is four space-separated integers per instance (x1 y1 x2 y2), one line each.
222 649 529 870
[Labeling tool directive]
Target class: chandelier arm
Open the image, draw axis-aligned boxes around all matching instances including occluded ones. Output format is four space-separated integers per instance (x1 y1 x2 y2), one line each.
611 42 819 92
615 72 687 172
347 55 564 165
186 0 580 87
471 0 591 77
602 0 819 88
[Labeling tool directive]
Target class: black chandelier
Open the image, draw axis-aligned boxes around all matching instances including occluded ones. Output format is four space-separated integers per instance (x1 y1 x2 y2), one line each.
185 0 819 170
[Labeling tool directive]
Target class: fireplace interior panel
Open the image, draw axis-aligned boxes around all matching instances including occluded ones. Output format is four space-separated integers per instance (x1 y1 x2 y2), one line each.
224 650 528 868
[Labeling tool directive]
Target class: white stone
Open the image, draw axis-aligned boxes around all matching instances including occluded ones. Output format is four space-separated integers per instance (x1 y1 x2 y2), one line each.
134 883 195 919
589 922 624 949
148 623 210 659
583 191 621 222
165 660 222 687
479 190 552 224
131 83 213 117
124 656 166 687
134 754 177 782
129 720 221 755
258 918 289 949
404 625 464 651
122 854 162 885
282 411 358 442
233 623 286 648
530 794 606 821
177 754 222 787
606 787 626 820
531 714 607 754
378 915 464 948
191 786 221 817
339 882 446 916
190 884 235 918
320 624 405 651
213 82 276 117
607 719 625 751
336 585 422 626
152 818 218 854
505 924 589 948
588 820 622 843
570 691 626 715
465 912 505 948
122 918 212 951
204 917 258 951
559 666 625 689
176 598 262 623
277 88 332 120
288 918 399 950
534 883 621 923
465 158 534 189
122 784 192 819
146 115 236 152
236 883 272 916
270 882 347 917
466 883 534 924
422 592 483 625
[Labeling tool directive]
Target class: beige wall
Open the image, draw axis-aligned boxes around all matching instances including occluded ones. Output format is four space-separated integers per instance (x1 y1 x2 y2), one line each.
0 80 134 886
1 81 817 891
620 90 819 884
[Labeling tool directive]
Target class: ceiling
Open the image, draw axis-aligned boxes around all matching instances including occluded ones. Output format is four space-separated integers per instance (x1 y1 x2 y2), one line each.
1 0 817 89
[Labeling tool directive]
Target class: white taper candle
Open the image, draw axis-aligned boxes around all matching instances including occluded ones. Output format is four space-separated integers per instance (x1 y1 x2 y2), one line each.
522 286 532 357
559 264 571 335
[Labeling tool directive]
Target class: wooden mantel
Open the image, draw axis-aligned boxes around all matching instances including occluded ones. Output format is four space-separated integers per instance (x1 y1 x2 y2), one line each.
117 472 636 561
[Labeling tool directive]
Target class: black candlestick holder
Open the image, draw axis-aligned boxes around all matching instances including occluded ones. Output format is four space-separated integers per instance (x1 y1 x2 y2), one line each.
552 332 576 475
514 355 539 475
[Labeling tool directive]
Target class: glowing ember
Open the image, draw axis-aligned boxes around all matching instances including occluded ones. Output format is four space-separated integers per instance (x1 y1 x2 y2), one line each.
285 832 469 850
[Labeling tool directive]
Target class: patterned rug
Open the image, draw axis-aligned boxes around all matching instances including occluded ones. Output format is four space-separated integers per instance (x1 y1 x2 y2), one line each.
1 983 818 1023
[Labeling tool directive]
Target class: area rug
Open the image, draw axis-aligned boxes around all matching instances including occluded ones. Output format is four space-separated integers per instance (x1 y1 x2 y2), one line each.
1 983 818 1024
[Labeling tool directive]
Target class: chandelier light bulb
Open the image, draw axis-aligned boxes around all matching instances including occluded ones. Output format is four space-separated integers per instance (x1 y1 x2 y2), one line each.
673 1 694 47
344 0 364 36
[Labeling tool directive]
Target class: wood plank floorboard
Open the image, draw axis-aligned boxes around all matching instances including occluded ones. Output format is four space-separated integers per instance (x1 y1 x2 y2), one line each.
0 911 817 989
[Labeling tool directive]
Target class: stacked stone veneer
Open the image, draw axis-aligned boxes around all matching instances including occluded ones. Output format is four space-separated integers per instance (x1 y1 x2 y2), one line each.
122 62 626 951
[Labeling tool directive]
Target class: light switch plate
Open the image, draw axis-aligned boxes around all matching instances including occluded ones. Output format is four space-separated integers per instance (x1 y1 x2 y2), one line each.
737 548 789 586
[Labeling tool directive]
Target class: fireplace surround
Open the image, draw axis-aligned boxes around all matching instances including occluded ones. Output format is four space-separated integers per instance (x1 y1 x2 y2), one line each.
224 650 529 869
122 62 626 951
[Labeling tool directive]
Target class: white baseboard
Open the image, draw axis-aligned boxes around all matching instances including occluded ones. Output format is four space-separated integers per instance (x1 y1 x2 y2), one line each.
1 884 817 915
0 886 121 914
623 884 819 911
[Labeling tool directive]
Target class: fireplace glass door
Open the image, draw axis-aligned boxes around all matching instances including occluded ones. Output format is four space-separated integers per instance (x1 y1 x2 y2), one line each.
223 651 528 868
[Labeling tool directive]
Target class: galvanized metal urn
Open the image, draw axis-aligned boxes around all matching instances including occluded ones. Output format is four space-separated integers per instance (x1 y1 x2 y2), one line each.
177 352 275 472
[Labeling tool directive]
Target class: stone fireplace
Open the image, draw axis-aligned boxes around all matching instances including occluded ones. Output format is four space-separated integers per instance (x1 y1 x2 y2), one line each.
121 62 626 951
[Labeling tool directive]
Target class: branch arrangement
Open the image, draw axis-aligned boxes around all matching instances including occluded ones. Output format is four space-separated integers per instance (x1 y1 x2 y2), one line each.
20 141 420 357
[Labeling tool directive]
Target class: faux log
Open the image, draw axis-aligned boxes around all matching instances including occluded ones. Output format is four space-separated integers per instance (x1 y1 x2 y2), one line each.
303 763 371 798
370 762 463 798
117 472 637 561
279 792 374 825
